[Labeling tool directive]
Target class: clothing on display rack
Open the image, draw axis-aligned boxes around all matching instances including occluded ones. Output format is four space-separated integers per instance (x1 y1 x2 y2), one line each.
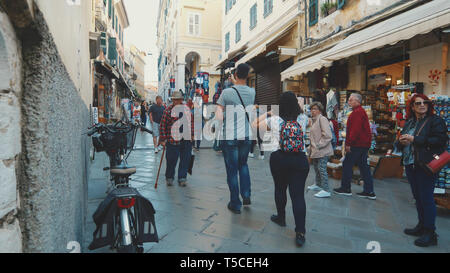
326 90 339 119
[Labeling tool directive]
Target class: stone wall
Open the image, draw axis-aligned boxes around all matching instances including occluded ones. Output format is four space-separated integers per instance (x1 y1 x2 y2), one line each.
0 0 91 252
0 7 23 253
16 9 90 253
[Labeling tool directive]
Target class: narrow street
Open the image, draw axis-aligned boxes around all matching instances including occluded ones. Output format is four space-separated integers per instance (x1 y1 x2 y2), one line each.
85 124 450 253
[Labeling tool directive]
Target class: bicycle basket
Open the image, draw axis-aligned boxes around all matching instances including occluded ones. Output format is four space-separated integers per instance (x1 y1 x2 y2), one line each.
92 133 105 152
101 130 122 151
126 128 137 150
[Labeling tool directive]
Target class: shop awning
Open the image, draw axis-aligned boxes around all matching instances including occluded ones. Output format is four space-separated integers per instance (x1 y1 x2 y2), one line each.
236 12 300 66
280 50 333 80
323 0 450 62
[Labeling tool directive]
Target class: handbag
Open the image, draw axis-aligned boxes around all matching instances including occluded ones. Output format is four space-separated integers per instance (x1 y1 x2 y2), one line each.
426 151 450 174
414 117 450 174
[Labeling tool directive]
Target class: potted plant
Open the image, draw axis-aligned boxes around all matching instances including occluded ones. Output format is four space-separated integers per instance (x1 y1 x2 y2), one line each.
321 2 330 17
328 1 337 14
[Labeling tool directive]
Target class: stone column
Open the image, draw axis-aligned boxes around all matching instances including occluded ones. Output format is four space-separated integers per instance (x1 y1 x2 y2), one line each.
176 63 186 95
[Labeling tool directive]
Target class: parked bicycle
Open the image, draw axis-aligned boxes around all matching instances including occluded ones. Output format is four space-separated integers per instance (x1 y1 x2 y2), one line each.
87 120 159 253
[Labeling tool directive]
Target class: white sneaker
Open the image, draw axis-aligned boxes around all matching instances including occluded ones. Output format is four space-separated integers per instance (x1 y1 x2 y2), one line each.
259 155 265 160
249 153 255 158
315 190 331 198
307 184 322 191
158 146 164 151
155 149 159 154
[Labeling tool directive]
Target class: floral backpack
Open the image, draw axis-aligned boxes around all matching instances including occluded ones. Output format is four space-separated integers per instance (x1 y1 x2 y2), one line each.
280 120 305 153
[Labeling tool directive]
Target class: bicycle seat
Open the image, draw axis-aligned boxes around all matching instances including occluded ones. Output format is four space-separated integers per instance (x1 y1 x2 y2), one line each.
110 165 137 175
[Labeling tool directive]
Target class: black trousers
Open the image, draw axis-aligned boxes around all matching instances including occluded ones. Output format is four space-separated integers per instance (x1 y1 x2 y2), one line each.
270 150 309 234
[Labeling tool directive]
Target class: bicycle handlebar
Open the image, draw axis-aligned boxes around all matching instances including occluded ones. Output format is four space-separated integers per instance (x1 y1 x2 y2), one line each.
87 122 152 136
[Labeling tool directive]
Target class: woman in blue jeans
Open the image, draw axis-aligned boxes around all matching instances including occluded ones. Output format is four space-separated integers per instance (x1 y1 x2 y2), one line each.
253 92 310 247
395 94 448 247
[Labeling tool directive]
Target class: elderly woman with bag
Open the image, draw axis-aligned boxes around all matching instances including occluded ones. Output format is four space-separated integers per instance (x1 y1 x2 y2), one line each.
395 93 448 247
308 102 334 198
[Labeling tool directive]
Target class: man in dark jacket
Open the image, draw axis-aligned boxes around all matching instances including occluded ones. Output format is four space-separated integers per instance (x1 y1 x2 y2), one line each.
334 93 376 200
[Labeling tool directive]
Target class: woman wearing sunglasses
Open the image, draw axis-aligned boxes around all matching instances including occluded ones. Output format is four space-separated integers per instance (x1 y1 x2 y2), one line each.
395 93 448 247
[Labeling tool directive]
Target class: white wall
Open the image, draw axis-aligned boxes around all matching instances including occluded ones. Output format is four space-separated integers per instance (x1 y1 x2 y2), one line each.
410 43 449 96
35 0 93 106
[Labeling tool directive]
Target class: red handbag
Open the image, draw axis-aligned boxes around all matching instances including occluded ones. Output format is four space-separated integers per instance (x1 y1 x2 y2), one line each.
426 151 450 174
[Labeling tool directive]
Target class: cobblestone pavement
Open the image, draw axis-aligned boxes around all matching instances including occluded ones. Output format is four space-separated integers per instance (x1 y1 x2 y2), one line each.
85 124 450 253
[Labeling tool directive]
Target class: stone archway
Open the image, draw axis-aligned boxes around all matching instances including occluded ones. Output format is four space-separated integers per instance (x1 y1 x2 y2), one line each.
0 9 22 253
185 51 201 78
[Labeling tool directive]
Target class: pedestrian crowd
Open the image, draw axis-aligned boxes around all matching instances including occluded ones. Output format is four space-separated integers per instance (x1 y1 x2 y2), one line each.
146 63 447 249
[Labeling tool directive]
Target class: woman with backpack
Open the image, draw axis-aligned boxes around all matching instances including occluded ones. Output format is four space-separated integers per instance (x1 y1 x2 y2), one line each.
252 91 310 247
307 102 334 198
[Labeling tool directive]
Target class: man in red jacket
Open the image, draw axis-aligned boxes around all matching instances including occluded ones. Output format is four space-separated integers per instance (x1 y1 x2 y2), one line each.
334 93 376 200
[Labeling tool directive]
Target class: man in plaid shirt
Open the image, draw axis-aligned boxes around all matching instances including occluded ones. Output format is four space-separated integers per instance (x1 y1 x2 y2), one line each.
159 91 194 187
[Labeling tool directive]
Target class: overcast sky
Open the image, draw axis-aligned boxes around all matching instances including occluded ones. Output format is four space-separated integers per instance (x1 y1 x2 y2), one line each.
123 0 159 86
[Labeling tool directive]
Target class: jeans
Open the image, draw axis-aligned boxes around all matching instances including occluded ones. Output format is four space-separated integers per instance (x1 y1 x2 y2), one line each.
165 141 192 181
312 157 329 192
222 140 252 210
341 147 374 193
270 151 309 234
405 165 438 231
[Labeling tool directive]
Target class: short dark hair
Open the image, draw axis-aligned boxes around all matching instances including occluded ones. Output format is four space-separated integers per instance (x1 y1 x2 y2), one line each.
235 63 250 80
279 92 301 121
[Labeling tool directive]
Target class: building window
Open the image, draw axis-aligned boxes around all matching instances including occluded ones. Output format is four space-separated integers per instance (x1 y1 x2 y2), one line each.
338 0 346 9
309 0 318 26
235 20 241 43
250 4 257 30
108 0 112 18
225 32 230 52
264 0 273 18
226 0 237 14
188 13 200 36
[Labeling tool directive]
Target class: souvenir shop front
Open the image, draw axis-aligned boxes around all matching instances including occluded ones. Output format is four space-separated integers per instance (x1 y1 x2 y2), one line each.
280 0 450 205
93 61 133 124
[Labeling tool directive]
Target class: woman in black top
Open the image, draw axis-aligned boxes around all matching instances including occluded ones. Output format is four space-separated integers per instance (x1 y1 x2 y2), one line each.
395 93 448 247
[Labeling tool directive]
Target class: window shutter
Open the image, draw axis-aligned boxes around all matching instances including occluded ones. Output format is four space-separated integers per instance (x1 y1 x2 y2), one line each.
100 32 107 54
108 0 112 18
195 14 200 35
189 14 194 34
338 0 345 9
108 37 117 66
225 33 230 52
236 20 241 43
309 0 318 26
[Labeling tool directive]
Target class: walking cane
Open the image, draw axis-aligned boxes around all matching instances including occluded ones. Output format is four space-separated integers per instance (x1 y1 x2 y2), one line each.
155 145 166 189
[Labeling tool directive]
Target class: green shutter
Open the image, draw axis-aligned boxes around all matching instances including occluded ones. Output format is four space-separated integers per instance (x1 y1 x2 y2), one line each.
108 37 117 65
100 32 107 54
338 0 345 9
108 0 112 18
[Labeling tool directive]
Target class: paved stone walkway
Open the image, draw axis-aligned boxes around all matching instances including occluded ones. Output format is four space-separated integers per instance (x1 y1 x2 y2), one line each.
84 125 450 253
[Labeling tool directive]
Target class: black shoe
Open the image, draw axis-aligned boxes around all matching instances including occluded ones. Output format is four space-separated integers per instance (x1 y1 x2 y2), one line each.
414 229 438 247
270 215 286 227
296 233 305 247
357 192 377 200
227 203 241 214
333 188 352 196
243 198 251 206
404 224 425 237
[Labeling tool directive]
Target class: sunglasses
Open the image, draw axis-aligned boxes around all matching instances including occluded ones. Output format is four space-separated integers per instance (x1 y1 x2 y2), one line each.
414 101 431 106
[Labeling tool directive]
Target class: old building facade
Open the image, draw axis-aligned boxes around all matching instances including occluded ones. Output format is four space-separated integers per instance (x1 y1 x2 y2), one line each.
157 0 222 102
217 0 450 104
